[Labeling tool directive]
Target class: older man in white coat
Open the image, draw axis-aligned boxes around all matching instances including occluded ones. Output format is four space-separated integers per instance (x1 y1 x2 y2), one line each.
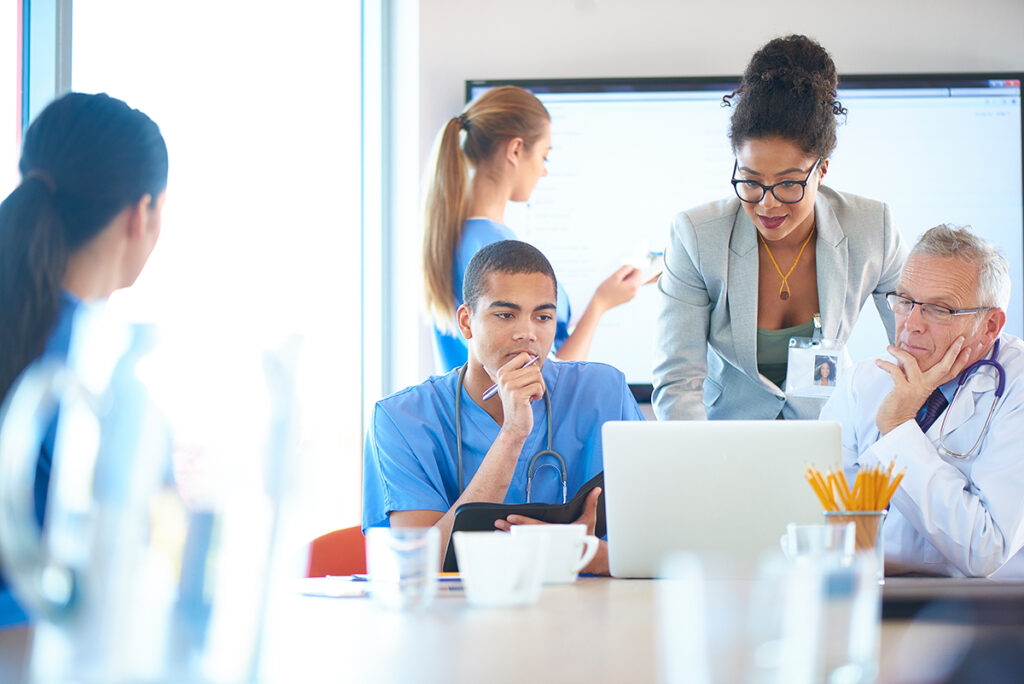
821 224 1024 578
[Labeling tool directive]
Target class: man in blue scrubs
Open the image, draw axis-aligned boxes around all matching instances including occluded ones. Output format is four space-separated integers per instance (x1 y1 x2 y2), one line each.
363 240 643 574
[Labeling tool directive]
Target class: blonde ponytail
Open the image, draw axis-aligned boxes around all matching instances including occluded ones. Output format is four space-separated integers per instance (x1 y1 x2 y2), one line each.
423 117 468 325
422 86 550 327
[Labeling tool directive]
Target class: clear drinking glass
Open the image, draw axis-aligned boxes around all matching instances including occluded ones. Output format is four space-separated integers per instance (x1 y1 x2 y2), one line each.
783 523 880 684
825 510 887 584
365 527 439 610
0 304 305 684
782 522 856 561
819 555 880 684
658 552 824 684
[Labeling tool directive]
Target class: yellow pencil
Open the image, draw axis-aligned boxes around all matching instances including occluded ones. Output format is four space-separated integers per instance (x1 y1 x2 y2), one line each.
837 470 853 509
880 470 905 508
805 471 832 510
814 470 833 508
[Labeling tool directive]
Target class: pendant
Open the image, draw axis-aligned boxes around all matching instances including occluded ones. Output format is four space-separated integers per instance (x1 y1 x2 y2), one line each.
780 291 790 301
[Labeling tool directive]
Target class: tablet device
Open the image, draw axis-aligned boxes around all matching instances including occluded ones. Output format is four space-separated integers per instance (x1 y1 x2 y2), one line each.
442 472 605 572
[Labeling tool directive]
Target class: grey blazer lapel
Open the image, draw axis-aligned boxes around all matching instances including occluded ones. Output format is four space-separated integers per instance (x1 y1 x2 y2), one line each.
728 211 760 377
814 192 849 340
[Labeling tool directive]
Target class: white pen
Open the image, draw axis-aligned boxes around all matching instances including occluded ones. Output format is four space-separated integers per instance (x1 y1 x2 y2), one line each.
482 355 539 401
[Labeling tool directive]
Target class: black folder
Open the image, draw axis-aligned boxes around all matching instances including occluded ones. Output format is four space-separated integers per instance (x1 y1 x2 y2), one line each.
442 472 605 572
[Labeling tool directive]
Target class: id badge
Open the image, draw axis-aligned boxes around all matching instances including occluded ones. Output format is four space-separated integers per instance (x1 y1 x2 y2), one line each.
784 314 848 398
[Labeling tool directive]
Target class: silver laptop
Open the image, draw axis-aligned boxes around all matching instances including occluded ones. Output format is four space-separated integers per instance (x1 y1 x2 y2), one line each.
603 420 841 578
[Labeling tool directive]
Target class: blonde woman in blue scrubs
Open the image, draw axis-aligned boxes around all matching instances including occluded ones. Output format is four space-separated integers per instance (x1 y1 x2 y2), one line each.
423 86 645 373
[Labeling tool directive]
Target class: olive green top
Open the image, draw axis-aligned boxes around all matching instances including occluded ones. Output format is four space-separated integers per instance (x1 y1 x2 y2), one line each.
756 320 815 389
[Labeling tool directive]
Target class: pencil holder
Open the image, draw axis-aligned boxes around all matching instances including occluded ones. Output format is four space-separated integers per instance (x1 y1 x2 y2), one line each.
825 510 887 584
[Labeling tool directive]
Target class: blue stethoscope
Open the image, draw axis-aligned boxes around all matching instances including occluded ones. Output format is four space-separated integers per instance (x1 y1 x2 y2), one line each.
937 339 1006 461
455 363 568 503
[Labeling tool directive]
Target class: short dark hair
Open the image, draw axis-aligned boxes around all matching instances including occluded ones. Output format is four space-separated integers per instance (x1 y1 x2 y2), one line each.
724 34 847 158
462 240 557 311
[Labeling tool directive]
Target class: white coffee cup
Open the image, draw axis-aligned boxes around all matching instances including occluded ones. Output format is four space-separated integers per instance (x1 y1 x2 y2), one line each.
509 524 600 584
452 531 546 607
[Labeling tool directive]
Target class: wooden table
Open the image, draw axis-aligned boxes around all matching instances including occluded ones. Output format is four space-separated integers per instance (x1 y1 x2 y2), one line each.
259 577 999 684
261 578 659 683
4 577 1017 683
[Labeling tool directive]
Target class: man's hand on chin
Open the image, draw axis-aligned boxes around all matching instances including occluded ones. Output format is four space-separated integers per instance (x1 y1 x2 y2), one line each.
874 337 972 435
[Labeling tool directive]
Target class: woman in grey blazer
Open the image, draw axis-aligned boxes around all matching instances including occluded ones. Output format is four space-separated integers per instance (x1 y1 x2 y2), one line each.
653 35 908 421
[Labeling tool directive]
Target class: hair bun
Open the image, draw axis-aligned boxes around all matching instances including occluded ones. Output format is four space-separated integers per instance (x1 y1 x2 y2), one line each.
725 35 847 157
758 65 819 96
746 35 837 95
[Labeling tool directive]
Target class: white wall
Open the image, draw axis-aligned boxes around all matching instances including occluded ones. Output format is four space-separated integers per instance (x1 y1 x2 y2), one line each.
394 0 1024 388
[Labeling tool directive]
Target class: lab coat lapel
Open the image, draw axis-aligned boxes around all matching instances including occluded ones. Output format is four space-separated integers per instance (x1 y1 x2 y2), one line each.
813 191 848 340
728 211 759 377
940 364 999 436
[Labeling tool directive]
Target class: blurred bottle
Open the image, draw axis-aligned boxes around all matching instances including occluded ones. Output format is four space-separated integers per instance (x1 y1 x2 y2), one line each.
0 303 302 683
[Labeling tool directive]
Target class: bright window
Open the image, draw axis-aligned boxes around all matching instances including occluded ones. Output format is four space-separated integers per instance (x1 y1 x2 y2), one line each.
0 2 20 194
71 1 363 538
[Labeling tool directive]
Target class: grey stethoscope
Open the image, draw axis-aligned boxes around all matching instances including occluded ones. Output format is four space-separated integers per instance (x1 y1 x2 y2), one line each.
455 363 568 503
937 339 1006 461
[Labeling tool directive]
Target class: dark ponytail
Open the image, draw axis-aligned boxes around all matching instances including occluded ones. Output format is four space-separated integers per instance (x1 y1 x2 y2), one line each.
0 92 168 401
724 35 847 158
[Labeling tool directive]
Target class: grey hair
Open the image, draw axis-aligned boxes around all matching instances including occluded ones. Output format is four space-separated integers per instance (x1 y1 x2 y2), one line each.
909 224 1011 310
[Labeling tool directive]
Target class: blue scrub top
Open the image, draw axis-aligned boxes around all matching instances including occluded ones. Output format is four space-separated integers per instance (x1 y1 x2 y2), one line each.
362 359 643 531
0 290 79 628
431 218 572 373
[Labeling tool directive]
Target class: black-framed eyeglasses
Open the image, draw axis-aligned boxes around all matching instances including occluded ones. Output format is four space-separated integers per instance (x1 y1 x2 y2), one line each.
884 292 993 323
731 157 822 204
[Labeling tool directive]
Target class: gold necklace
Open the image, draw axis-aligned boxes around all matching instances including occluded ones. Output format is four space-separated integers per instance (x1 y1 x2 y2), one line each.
758 225 815 301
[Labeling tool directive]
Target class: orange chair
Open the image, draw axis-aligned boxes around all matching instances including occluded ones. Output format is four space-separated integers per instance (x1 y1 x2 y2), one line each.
306 525 367 577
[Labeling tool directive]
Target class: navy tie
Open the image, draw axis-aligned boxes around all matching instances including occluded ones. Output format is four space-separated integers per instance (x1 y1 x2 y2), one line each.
917 388 949 432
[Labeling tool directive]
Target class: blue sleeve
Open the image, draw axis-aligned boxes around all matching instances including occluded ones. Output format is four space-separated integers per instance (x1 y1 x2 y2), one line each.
0 584 28 628
361 404 451 532
576 366 644 484
554 282 572 351
621 379 645 422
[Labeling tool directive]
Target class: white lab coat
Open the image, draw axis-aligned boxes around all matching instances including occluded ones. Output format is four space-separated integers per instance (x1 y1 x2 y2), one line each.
820 332 1024 578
